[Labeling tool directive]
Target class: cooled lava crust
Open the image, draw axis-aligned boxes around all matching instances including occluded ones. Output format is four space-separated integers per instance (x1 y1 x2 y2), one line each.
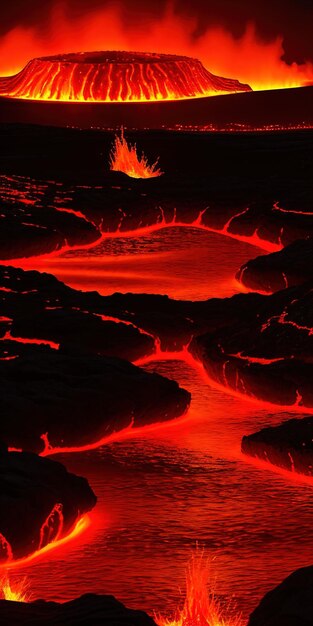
0 50 251 102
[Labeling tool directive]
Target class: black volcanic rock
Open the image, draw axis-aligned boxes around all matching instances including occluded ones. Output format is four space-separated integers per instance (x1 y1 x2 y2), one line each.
0 593 157 625
3 265 313 409
0 350 190 452
0 451 96 562
242 416 313 476
189 281 313 408
0 265 155 361
0 264 268 351
248 565 313 626
0 175 100 260
237 238 313 293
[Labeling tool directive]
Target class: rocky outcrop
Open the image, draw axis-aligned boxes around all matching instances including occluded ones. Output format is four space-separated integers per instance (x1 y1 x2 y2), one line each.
248 564 313 626
2 265 313 410
242 416 313 476
0 350 190 452
189 281 313 407
237 238 313 293
0 175 100 260
0 450 96 562
0 264 267 352
0 593 157 625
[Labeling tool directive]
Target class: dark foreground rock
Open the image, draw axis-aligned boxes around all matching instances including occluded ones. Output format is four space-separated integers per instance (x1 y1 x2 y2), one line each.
0 350 190 452
0 593 157 625
248 564 313 626
242 416 313 476
237 237 313 293
0 451 96 562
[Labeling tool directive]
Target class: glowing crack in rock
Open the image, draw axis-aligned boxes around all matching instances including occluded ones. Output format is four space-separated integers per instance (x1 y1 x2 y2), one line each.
38 503 64 550
0 51 251 103
110 130 163 179
155 550 243 626
0 515 90 570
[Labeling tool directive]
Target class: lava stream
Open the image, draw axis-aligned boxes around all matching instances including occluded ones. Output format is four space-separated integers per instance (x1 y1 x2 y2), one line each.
0 515 90 571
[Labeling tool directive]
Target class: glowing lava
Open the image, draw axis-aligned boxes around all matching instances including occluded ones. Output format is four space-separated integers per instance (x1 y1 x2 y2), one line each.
38 503 64 550
110 130 163 179
0 3 312 91
0 534 13 562
155 550 242 626
0 51 251 103
0 515 90 571
1 577 31 602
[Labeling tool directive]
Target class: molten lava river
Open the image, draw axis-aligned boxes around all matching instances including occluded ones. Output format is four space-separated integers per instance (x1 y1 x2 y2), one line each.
8 228 313 622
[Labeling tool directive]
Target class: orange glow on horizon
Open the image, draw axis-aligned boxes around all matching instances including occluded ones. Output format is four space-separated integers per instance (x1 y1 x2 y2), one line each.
0 5 312 92
0 50 250 103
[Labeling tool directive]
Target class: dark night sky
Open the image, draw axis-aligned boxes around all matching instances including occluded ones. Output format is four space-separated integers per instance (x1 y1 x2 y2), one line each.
2 0 313 64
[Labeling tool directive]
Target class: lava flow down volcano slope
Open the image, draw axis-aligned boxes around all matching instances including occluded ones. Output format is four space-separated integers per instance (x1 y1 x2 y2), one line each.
1 51 312 130
2 49 293 129
0 51 251 103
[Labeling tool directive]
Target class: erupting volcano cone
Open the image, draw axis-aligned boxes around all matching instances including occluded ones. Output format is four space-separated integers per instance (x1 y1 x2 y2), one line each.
0 51 251 102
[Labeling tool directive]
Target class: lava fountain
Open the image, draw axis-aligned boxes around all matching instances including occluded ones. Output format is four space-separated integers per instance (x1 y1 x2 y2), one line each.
110 130 163 179
1 577 31 602
0 51 251 103
155 551 243 626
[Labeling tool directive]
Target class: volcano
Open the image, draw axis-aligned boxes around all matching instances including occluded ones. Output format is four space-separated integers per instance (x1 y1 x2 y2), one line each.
0 51 251 103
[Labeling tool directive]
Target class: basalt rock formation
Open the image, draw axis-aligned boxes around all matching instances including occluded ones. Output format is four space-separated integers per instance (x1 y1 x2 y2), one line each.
242 416 313 476
0 349 190 453
248 564 313 626
2 265 313 410
0 593 157 625
237 237 313 293
189 280 313 407
0 451 96 562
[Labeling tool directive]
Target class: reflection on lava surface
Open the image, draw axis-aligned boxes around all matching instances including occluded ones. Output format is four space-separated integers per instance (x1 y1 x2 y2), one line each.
10 228 265 301
7 226 313 622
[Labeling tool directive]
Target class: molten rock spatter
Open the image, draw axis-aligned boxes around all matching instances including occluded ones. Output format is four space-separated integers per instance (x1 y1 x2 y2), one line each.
0 451 96 563
1 577 31 602
110 131 163 179
0 51 251 103
156 551 242 626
